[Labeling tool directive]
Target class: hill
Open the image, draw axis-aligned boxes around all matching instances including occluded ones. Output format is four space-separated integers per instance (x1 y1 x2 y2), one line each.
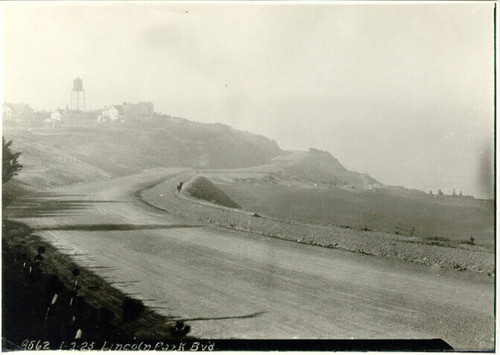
4 118 383 191
181 176 240 209
2 130 111 189
269 148 380 188
201 148 381 190
3 118 282 189
177 151 493 247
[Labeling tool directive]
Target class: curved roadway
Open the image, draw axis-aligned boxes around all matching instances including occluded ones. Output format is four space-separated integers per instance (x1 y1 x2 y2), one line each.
6 168 494 350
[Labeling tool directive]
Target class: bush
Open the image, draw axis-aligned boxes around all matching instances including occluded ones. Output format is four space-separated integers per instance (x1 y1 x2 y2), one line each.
45 274 64 294
122 297 144 322
100 307 116 330
3 137 22 184
170 321 191 339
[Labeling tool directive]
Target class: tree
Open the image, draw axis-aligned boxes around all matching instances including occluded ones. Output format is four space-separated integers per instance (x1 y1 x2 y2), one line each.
3 137 22 184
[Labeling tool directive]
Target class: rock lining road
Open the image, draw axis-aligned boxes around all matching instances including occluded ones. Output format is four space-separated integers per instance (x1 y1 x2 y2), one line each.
142 171 494 274
6 168 494 350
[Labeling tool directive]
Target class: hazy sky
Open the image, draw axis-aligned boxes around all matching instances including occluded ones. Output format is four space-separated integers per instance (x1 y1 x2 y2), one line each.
1 2 494 198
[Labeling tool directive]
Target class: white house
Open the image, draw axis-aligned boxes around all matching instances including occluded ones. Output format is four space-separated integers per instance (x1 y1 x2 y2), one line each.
98 105 125 122
50 110 62 121
43 110 63 128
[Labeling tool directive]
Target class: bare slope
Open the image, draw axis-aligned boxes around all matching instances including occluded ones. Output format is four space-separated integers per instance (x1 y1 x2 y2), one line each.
3 119 282 189
3 129 111 189
181 176 240 209
274 148 380 188
206 148 381 189
4 121 382 192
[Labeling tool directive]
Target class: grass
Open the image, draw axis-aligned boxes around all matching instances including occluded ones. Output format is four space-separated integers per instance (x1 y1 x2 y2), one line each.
3 122 281 190
221 182 494 247
2 180 32 208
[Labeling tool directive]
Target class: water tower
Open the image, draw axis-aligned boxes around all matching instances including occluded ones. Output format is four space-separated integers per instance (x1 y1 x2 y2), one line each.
71 78 85 111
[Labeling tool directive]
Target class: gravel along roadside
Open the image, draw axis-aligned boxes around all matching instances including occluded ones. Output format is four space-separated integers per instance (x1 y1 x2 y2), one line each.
140 172 494 276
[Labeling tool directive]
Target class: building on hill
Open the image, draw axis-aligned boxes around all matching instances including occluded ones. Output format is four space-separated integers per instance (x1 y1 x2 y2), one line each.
43 110 63 128
2 103 35 123
97 102 154 123
51 110 62 121
98 105 125 122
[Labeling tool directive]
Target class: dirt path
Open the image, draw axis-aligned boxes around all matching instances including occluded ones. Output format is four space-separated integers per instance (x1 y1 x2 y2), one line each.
5 168 494 350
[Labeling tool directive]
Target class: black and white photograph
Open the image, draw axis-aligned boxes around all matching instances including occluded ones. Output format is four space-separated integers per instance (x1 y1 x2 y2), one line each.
1 1 495 351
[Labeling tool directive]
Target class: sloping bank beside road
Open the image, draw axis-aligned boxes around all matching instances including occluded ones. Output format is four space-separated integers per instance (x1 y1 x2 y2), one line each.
2 220 191 349
140 171 494 276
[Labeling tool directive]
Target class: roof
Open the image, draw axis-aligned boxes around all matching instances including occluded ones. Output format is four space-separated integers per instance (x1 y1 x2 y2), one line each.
109 105 125 115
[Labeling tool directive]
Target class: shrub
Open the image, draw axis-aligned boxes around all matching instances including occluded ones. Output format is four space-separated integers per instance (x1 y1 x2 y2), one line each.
170 321 191 339
2 137 22 184
122 297 144 322
45 274 64 294
100 307 116 326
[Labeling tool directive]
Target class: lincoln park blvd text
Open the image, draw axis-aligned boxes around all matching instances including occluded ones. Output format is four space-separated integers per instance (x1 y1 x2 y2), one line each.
20 339 216 351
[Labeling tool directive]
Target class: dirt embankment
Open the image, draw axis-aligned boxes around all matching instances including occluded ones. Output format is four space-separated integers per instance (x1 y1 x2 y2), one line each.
181 176 240 209
2 219 190 350
141 172 494 276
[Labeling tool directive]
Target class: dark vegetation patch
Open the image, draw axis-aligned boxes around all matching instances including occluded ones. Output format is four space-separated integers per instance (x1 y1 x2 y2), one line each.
2 219 190 350
183 176 240 209
2 181 31 210
417 235 477 248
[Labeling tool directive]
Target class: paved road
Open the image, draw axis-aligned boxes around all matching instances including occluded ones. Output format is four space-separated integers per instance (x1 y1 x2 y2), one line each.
6 169 494 350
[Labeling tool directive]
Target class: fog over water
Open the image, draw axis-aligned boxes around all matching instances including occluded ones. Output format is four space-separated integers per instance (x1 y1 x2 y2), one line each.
1 2 494 198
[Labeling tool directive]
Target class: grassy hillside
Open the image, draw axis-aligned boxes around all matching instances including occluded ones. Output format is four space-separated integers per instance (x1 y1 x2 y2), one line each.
201 149 381 189
220 181 494 247
3 220 190 348
3 121 382 192
3 130 112 189
274 149 380 188
3 119 281 189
